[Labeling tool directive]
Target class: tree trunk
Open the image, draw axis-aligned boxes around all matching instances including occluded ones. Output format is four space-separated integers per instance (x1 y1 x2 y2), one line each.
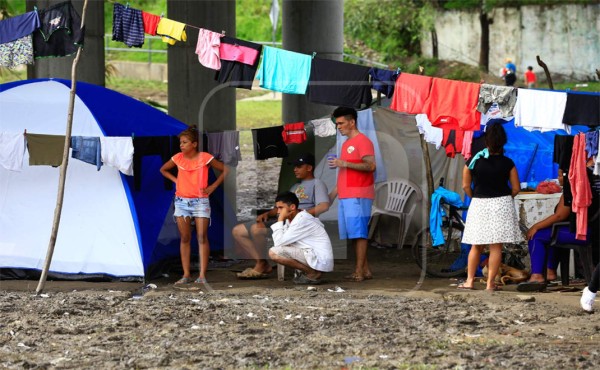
431 29 438 59
479 10 490 73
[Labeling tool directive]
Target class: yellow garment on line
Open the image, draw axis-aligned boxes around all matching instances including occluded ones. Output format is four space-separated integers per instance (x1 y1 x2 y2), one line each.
156 18 187 45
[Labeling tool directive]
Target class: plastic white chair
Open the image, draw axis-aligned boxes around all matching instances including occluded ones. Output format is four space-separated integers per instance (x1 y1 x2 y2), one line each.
368 178 423 247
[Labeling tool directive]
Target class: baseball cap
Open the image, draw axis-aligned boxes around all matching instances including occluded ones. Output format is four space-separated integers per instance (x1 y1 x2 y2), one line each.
289 153 315 167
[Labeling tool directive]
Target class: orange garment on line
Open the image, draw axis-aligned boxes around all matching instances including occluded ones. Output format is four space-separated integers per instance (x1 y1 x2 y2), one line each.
424 78 481 131
389 73 433 114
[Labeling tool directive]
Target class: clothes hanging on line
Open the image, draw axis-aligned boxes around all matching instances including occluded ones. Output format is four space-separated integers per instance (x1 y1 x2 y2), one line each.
562 92 600 127
215 36 262 90
425 78 481 131
389 73 432 115
585 130 599 158
513 88 569 133
251 126 288 160
415 114 443 150
196 28 221 70
282 122 307 144
461 130 475 160
133 136 179 190
100 136 134 176
156 17 187 45
476 84 517 118
553 134 574 206
307 57 372 109
368 68 399 99
0 35 33 69
0 132 26 172
141 11 160 36
441 128 464 158
206 131 242 167
310 117 336 137
568 133 592 240
256 46 312 95
25 133 64 166
219 41 259 66
0 10 40 44
71 136 102 171
112 2 145 48
33 0 84 59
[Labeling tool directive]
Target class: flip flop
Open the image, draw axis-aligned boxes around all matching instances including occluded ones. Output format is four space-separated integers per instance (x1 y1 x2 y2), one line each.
344 273 365 282
174 277 192 285
236 268 270 280
517 281 547 292
293 274 322 285
194 277 207 284
457 284 474 290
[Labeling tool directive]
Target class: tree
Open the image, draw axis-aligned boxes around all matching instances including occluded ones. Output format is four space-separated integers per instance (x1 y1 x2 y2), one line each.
443 0 497 72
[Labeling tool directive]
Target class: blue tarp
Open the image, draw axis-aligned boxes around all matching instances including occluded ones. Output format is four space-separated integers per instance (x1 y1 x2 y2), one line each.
481 119 589 183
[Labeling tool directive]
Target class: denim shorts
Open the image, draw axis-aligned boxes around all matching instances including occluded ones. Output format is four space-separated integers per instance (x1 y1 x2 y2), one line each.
173 197 211 219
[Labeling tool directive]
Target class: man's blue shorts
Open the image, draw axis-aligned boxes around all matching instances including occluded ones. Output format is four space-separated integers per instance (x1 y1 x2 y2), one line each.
338 198 373 240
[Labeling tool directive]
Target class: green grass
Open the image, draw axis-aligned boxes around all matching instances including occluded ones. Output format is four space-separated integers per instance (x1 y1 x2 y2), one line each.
237 100 282 129
551 81 600 93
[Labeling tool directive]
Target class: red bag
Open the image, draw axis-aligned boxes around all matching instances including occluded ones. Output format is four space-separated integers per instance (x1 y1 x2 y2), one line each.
536 181 561 194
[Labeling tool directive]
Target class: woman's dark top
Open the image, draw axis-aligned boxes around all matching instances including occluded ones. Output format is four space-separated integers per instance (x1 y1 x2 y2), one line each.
469 154 515 198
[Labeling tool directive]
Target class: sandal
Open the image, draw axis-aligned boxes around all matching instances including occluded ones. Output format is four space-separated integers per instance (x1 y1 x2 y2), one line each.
236 268 270 280
194 277 207 284
174 277 192 285
457 283 475 290
344 273 365 282
293 274 322 285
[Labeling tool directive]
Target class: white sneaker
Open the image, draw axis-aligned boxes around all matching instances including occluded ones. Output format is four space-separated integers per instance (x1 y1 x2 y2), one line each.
580 287 597 312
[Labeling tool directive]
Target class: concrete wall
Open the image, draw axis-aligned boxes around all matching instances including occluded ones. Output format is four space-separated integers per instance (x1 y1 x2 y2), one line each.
421 4 600 80
111 61 168 82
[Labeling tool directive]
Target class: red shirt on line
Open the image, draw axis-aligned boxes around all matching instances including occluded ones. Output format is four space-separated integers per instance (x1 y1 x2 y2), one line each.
338 133 375 199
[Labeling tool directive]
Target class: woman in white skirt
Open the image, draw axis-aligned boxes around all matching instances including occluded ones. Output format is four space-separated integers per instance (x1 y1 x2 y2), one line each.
459 123 523 291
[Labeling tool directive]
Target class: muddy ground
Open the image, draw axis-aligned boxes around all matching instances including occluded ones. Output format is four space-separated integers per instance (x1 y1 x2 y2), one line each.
1 134 598 369
1 247 597 369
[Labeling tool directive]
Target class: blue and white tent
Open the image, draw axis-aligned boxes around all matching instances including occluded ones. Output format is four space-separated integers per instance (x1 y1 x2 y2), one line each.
0 79 233 279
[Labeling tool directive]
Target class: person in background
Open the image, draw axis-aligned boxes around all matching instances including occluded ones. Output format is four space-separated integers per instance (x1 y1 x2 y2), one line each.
268 192 334 285
503 58 517 86
160 126 228 284
505 58 517 74
459 123 522 291
231 153 330 279
328 106 376 282
524 66 537 89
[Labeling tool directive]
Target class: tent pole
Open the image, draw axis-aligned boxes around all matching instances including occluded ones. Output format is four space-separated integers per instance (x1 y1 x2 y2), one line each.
36 0 90 295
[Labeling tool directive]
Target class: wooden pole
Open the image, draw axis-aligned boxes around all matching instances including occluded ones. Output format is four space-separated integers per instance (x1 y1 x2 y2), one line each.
536 55 554 90
418 66 434 246
36 0 90 294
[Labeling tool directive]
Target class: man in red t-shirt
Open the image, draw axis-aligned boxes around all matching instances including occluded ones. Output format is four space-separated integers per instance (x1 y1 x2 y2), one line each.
328 106 376 282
